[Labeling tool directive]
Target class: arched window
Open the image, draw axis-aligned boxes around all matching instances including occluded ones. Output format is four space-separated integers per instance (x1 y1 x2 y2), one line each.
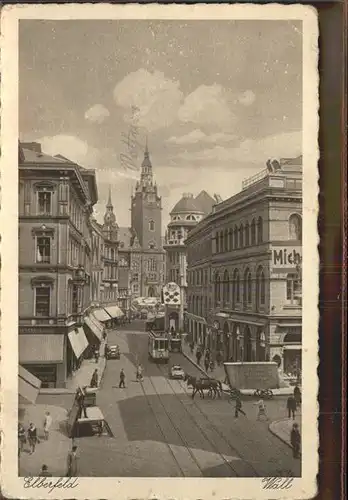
245 222 250 247
149 220 155 231
215 232 219 253
223 269 230 304
251 219 256 245
220 231 224 253
232 269 240 305
257 217 263 244
224 229 229 252
243 268 252 307
229 229 233 250
256 266 266 308
239 224 244 247
234 226 239 248
289 214 302 241
214 273 221 304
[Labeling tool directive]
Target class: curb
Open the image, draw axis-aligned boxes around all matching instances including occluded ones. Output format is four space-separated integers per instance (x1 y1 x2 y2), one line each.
269 418 302 457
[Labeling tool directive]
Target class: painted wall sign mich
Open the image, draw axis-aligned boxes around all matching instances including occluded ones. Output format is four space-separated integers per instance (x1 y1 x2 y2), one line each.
271 247 302 268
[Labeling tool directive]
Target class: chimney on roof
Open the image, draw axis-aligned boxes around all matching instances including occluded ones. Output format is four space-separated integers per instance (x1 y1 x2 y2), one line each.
21 142 42 154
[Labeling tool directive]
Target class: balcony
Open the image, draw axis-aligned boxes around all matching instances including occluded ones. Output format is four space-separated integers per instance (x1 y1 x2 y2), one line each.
164 238 185 246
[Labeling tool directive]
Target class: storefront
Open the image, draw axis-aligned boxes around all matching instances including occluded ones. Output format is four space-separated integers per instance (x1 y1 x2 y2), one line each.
19 365 42 404
103 304 124 328
19 334 66 388
269 322 302 373
92 307 112 329
83 315 104 357
67 327 89 372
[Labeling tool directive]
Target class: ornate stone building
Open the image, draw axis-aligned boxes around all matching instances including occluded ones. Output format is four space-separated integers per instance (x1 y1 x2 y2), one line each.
163 191 215 331
186 157 303 373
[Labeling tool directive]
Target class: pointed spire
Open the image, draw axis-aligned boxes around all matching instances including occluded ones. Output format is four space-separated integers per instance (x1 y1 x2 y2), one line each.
107 186 113 208
145 134 149 155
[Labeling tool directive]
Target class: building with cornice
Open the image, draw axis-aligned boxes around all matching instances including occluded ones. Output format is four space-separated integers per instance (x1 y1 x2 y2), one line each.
117 144 165 299
186 157 302 373
18 142 99 387
163 191 215 331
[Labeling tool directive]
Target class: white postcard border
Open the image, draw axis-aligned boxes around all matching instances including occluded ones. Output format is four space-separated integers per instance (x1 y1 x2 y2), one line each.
1 3 319 499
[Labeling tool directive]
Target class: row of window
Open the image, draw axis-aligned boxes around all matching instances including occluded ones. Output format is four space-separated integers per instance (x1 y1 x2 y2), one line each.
172 214 200 222
214 268 266 307
214 217 263 253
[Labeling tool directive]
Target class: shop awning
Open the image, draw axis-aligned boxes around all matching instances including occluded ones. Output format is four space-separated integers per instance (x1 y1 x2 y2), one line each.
283 345 302 350
104 305 124 319
84 316 103 341
68 328 89 359
92 308 111 323
19 365 42 404
19 335 64 363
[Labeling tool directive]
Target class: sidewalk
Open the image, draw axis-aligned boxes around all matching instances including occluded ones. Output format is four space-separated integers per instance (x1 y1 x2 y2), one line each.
269 415 302 450
181 341 294 396
65 338 107 392
19 403 71 477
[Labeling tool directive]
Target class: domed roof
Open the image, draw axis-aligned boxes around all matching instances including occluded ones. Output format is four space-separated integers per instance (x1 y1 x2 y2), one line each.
170 193 204 215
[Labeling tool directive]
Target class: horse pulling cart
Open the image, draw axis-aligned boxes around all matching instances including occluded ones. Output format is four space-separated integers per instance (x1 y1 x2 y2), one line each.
184 374 223 399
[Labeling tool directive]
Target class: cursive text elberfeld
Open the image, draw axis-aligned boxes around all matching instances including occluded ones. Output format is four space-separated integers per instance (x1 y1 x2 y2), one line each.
23 476 79 494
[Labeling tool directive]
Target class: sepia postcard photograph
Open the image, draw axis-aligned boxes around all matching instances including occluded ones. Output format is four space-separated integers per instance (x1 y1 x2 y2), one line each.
1 3 319 499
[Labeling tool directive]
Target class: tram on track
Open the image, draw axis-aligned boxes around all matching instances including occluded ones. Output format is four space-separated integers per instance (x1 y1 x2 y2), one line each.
148 330 169 363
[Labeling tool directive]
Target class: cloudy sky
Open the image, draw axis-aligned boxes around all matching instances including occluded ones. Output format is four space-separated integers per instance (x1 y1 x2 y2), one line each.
19 20 302 228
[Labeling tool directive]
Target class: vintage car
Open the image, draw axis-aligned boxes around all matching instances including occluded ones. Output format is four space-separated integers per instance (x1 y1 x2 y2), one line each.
106 344 120 360
170 365 185 380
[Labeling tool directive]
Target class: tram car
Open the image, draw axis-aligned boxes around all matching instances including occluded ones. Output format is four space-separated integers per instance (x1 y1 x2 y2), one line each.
148 330 169 363
169 336 182 353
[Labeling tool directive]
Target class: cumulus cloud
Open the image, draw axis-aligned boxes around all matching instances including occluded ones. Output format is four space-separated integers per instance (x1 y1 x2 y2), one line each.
84 104 110 124
238 90 256 106
167 129 238 145
37 134 100 168
178 84 235 129
177 131 302 165
113 69 183 132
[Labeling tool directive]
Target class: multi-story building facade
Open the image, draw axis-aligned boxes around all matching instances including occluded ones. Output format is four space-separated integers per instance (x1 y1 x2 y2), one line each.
129 145 165 298
18 142 100 387
163 191 215 331
186 157 302 373
101 189 119 305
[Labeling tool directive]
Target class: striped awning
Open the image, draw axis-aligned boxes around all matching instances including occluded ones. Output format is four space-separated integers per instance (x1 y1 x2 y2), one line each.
84 316 103 341
93 308 111 323
19 335 64 364
104 305 124 319
19 365 42 404
68 327 89 359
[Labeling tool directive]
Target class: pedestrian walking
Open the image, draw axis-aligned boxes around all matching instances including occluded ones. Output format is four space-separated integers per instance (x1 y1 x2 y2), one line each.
27 423 38 454
39 464 52 477
294 385 301 408
196 350 202 366
290 422 301 458
18 423 26 457
204 358 209 372
287 395 297 419
119 368 126 388
209 360 215 372
136 365 143 382
43 411 53 441
234 397 247 419
66 445 78 477
189 342 194 354
104 343 109 358
90 369 98 388
94 348 100 363
254 399 268 421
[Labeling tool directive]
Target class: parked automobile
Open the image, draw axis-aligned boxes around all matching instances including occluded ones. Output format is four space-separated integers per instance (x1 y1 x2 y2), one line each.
170 365 185 380
106 345 120 360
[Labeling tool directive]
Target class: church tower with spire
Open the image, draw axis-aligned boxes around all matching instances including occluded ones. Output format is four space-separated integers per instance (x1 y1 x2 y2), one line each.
102 186 118 241
130 142 164 298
